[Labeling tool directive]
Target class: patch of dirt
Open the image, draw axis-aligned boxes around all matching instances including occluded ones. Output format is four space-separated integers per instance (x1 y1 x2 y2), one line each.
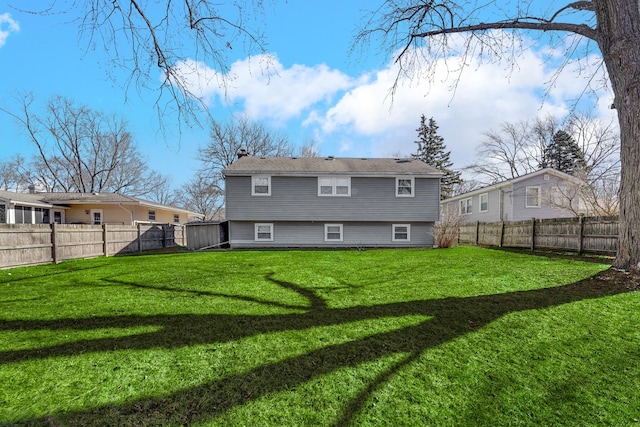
592 267 640 291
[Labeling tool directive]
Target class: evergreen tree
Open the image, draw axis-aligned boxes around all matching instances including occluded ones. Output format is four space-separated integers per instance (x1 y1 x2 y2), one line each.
412 115 462 199
539 130 586 175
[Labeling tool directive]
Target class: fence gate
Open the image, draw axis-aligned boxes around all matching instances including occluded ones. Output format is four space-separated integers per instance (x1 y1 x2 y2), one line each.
185 221 228 250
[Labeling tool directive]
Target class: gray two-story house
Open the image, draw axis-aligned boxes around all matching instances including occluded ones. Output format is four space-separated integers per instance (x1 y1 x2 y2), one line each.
222 156 443 248
441 168 588 223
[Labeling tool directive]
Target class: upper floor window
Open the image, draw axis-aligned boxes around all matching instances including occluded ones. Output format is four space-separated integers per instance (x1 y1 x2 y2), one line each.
318 177 351 196
148 209 156 221
252 176 271 196
526 186 541 208
396 177 415 197
173 214 180 223
460 198 472 215
480 193 489 212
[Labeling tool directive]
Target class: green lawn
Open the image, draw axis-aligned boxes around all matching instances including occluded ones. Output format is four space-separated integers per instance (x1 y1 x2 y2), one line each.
1 247 638 426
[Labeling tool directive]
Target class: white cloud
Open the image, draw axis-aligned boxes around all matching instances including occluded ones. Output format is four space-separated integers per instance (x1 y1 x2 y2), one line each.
173 54 355 123
0 13 19 48
173 39 612 170
312 45 611 167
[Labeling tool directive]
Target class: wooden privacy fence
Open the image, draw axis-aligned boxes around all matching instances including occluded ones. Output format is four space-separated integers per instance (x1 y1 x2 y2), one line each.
0 223 185 269
459 216 619 255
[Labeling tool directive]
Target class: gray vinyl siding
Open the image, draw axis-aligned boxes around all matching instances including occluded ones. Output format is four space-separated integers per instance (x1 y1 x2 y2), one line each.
225 176 440 222
229 221 434 248
511 174 576 220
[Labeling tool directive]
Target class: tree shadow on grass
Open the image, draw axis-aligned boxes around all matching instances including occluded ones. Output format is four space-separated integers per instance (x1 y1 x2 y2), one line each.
1 269 637 426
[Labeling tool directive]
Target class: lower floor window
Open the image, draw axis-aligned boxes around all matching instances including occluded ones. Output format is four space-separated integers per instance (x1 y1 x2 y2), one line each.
255 223 274 241
324 224 343 241
392 224 410 241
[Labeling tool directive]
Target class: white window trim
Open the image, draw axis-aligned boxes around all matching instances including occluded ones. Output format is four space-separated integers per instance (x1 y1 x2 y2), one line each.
525 186 541 208
148 209 156 221
254 223 274 241
318 177 351 197
460 197 472 215
392 224 411 242
395 177 415 197
479 193 489 212
324 223 344 242
252 175 272 196
90 209 103 225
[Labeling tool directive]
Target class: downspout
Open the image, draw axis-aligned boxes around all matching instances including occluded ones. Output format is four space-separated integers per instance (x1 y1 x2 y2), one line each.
118 203 134 225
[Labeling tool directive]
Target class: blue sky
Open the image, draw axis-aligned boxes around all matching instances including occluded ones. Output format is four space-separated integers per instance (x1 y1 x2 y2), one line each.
0 1 616 190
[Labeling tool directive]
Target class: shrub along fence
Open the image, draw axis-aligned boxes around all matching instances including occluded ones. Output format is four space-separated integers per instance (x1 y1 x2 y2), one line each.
459 216 619 255
0 223 185 269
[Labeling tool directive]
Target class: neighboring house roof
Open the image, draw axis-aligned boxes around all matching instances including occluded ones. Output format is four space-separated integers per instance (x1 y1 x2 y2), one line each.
0 190 59 208
0 190 201 217
442 168 586 203
223 156 443 177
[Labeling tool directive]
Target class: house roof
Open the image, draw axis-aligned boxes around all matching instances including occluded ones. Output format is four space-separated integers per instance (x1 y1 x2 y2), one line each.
441 168 586 203
223 156 443 177
0 190 57 208
0 190 202 217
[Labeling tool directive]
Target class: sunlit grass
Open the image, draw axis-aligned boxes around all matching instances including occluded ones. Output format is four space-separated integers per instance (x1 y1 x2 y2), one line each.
0 247 638 426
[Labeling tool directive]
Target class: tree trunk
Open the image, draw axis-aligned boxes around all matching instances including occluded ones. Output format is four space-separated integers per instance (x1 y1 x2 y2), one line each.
594 0 640 270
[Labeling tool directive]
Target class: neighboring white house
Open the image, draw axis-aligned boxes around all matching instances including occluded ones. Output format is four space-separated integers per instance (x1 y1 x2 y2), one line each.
0 190 203 225
441 168 588 223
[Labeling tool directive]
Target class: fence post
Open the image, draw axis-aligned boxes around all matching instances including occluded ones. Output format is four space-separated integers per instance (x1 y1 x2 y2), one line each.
577 215 584 255
499 221 505 248
103 223 108 257
475 221 480 245
137 223 143 252
530 218 536 251
51 222 58 264
162 224 168 248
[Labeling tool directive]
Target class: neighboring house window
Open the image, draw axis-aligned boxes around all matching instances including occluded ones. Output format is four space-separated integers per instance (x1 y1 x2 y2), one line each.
148 209 156 221
15 206 32 224
460 198 472 215
526 186 541 208
91 209 103 225
480 193 489 212
35 208 50 224
318 177 351 196
0 204 6 223
324 224 343 241
173 214 180 223
53 211 63 224
255 223 274 241
392 224 411 242
252 176 271 196
396 177 415 197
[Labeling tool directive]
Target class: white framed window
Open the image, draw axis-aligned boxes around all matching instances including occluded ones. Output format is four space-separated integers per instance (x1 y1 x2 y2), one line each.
392 224 411 242
90 209 103 225
460 198 472 215
396 177 415 197
148 209 156 221
173 214 180 223
480 193 489 212
254 223 274 241
324 224 343 241
526 186 541 208
252 176 271 196
318 177 351 196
